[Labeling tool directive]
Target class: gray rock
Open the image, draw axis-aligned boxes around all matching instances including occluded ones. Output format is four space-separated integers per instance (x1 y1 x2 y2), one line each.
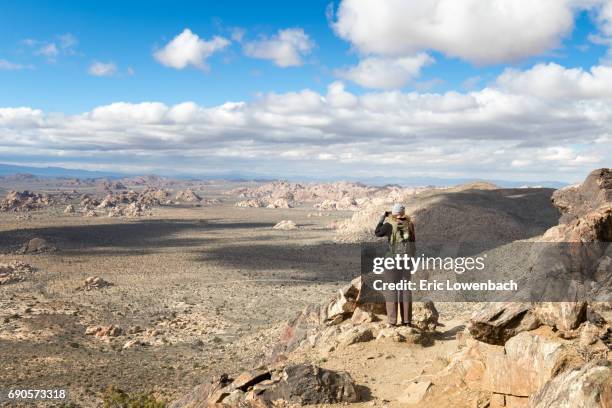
528 359 612 408
258 364 359 405
413 299 439 331
468 302 540 345
552 168 612 223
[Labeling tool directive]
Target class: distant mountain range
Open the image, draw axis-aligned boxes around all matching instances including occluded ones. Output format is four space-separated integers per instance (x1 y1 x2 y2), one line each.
0 163 125 179
0 162 569 188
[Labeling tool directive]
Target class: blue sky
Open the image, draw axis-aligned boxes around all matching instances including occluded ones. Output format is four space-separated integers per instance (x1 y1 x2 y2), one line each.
0 0 611 182
0 1 607 112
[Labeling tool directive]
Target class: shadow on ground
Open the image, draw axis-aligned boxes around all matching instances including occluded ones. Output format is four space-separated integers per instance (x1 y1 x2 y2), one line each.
0 219 276 253
197 241 364 283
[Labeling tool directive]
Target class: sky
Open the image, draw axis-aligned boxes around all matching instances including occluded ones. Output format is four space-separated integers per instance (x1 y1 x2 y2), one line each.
0 0 611 183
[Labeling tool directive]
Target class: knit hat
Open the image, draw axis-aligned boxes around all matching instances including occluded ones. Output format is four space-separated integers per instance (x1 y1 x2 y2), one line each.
391 203 405 215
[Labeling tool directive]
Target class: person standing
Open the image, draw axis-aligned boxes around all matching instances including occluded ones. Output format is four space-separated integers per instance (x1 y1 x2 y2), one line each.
374 203 416 326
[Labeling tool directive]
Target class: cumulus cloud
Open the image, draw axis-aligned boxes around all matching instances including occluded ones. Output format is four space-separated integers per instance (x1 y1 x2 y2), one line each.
336 54 434 89
1 63 610 182
243 28 314 67
154 28 230 70
497 63 612 99
332 0 578 64
88 61 118 77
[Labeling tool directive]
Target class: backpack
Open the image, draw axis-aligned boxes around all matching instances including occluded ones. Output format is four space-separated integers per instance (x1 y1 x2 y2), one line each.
386 216 413 254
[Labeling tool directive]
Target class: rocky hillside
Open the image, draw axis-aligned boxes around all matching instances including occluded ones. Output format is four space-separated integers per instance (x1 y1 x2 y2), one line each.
334 185 560 246
171 168 611 408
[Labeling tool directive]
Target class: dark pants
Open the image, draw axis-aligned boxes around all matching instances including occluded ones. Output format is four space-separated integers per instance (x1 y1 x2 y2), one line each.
383 268 412 325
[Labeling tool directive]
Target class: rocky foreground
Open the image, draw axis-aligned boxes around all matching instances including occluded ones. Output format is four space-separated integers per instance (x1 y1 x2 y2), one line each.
172 169 612 408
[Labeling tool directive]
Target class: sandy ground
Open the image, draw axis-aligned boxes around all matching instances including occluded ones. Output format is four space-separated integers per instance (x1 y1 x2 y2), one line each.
0 200 359 406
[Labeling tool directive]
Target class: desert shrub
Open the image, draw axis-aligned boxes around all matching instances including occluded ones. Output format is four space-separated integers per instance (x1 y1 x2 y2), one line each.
102 386 165 408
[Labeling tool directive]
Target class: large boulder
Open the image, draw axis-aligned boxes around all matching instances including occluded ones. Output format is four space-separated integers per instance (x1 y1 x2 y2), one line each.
171 364 359 408
439 338 505 390
552 168 612 224
468 303 540 345
19 237 55 254
528 359 612 408
481 331 581 397
534 302 587 332
254 364 359 405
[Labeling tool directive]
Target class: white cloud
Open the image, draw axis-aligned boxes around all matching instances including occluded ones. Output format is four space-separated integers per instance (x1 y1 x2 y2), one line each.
24 33 78 61
332 0 577 64
0 59 27 70
36 43 58 58
88 61 118 77
154 28 230 70
1 64 611 182
326 81 358 108
244 28 314 67
497 63 612 98
336 54 434 89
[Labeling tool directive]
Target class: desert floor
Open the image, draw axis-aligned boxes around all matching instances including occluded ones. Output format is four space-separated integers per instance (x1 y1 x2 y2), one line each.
0 199 372 405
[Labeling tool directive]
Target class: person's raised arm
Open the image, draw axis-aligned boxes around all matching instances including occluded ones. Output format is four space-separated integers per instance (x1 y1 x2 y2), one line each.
374 211 391 237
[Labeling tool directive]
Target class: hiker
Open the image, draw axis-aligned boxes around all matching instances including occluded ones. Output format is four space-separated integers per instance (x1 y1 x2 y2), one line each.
374 203 416 326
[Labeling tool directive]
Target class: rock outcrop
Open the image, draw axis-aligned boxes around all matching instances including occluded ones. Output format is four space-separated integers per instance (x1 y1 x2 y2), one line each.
552 168 612 224
175 189 201 202
468 303 540 345
0 190 53 212
528 359 612 408
170 364 359 407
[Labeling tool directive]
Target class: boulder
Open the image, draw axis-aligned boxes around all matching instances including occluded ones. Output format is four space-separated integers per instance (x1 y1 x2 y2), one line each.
542 205 612 242
468 303 540 345
266 198 292 209
321 278 360 324
335 325 374 347
64 204 75 213
481 331 581 397
439 338 505 390
350 305 380 324
528 359 612 408
254 364 359 405
552 168 612 223
413 300 439 331
235 199 266 208
19 237 55 254
171 365 359 408
376 325 425 344
272 220 298 230
76 276 113 291
534 302 587 331
175 189 202 202
579 322 603 348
